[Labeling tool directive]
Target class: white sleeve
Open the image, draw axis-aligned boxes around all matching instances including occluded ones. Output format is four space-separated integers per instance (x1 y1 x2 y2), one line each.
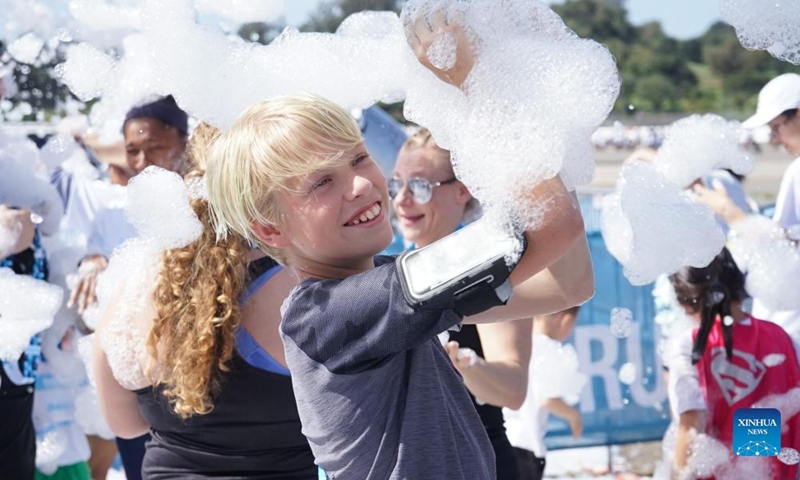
666 329 707 415
773 158 800 230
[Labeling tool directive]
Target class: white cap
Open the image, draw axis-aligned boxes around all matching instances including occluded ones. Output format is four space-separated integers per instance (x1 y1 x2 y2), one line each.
742 73 800 129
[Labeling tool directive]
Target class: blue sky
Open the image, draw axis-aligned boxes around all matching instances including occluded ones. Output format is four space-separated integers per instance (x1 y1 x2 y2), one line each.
285 0 722 40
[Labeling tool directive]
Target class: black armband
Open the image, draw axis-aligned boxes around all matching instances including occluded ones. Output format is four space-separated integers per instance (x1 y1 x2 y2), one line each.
395 217 526 317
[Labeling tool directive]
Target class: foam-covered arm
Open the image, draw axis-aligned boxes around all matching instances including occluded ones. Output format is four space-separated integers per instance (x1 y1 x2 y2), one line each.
466 183 592 324
92 333 149 439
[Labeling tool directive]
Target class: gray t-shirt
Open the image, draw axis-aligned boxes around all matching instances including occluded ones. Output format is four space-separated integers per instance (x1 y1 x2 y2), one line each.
280 256 496 480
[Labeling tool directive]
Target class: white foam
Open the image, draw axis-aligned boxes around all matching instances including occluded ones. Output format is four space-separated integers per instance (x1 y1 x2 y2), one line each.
55 43 116 102
529 333 587 404
34 429 67 475
728 216 800 311
779 448 800 466
0 0 66 42
426 31 457 70
0 132 64 236
683 432 731 479
752 387 800 428
39 135 81 170
610 307 633 338
7 32 45 65
125 167 203 248
721 0 800 65
125 0 616 228
69 0 142 32
0 268 63 362
401 0 618 223
618 362 637 385
653 114 753 188
193 0 284 24
603 162 725 285
762 353 786 367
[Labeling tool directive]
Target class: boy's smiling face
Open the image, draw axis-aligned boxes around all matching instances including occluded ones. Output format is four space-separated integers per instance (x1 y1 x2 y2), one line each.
263 143 393 278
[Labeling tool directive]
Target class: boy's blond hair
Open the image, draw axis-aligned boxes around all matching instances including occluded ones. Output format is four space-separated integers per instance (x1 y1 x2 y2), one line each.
206 93 362 263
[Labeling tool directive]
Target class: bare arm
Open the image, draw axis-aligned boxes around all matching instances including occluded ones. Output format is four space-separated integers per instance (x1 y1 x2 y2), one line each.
542 398 583 439
444 318 532 409
92 288 151 439
673 409 705 474
466 188 593 325
93 333 149 439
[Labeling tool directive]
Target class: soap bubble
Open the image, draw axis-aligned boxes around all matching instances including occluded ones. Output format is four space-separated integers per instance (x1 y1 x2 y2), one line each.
618 362 637 385
610 307 633 338
7 32 45 64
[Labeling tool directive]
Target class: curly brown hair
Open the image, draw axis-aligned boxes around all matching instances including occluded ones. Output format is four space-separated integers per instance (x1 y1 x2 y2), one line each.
147 195 249 418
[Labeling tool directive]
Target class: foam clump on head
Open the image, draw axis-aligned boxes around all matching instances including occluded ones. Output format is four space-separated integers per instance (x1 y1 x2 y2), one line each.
125 166 202 248
603 162 725 286
721 0 800 65
0 268 63 361
653 114 753 188
727 216 800 311
7 32 45 65
400 0 618 226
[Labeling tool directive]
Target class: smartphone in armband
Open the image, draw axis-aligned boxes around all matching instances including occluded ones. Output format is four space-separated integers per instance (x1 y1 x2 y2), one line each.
395 217 526 315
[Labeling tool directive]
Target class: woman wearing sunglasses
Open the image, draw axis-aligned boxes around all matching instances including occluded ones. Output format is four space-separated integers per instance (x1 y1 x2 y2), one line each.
390 128 533 480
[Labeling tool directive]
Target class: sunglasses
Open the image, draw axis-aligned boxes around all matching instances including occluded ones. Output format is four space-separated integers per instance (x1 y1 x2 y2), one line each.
388 176 458 204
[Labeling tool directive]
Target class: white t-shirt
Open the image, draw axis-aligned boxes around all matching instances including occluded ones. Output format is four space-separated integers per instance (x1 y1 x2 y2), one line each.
85 205 136 258
751 156 800 352
664 327 709 418
51 168 127 256
504 333 586 457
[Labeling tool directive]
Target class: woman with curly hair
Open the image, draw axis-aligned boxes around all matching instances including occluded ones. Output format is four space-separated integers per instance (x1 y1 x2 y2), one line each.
91 124 317 479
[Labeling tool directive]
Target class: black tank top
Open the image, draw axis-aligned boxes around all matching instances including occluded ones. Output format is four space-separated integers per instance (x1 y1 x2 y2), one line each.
136 355 316 479
135 257 317 479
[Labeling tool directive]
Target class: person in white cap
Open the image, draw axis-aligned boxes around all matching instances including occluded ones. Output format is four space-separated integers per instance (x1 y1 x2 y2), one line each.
742 73 800 227
695 73 800 353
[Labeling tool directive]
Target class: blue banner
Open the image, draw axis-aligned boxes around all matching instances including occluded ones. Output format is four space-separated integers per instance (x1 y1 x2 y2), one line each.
544 193 671 449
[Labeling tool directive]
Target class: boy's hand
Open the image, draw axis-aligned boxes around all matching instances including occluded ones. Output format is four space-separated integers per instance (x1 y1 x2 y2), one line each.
405 7 475 89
